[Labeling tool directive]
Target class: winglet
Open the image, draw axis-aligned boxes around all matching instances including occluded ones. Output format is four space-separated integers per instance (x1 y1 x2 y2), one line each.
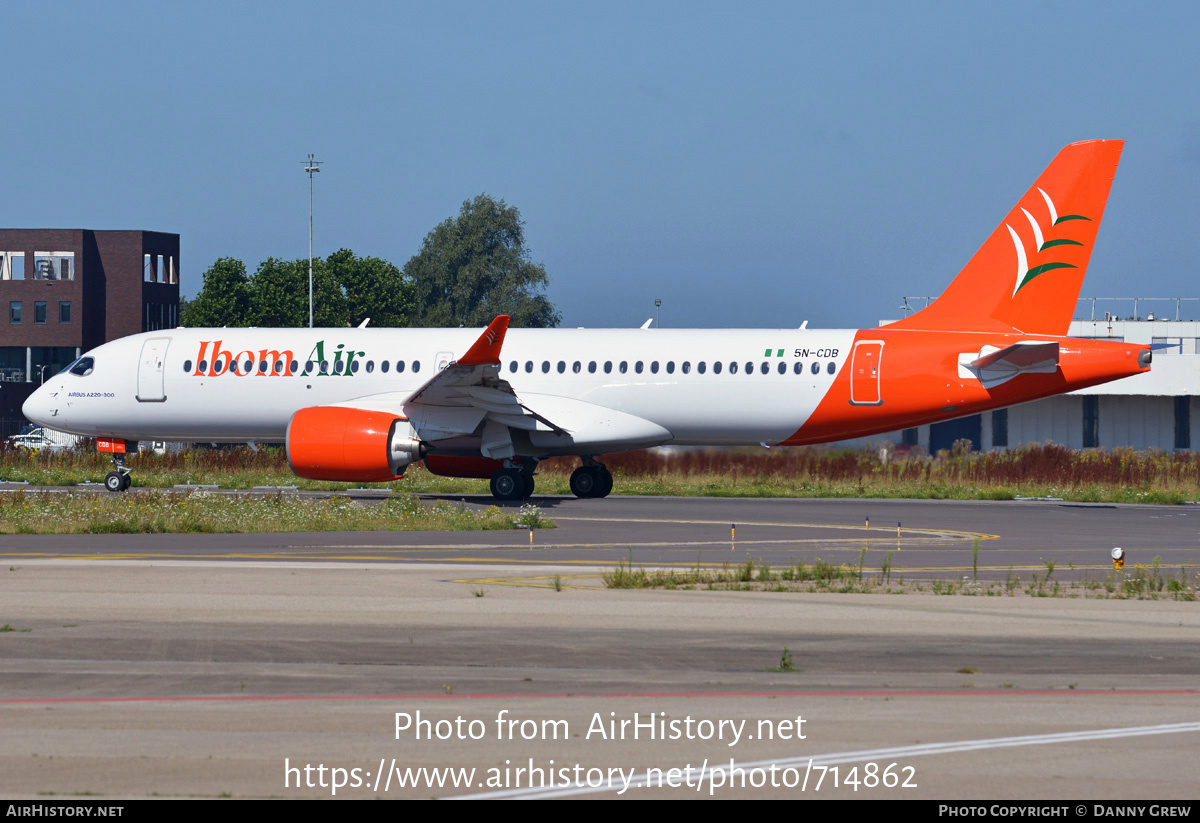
456 315 510 366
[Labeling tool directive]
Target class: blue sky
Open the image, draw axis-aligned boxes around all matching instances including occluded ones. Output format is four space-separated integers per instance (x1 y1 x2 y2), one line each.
6 2 1198 328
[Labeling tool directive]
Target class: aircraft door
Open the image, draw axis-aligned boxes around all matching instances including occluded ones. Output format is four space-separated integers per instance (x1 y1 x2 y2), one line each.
436 351 455 371
137 338 171 402
849 340 883 406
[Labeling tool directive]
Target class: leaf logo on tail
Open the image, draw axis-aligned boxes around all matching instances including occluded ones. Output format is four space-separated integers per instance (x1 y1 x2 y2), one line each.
1006 187 1091 297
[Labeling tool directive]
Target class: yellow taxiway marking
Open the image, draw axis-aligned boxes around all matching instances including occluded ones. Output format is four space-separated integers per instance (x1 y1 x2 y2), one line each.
552 516 999 542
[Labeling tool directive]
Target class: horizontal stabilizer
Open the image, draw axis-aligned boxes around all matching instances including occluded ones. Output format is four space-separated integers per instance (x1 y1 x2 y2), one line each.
960 341 1060 388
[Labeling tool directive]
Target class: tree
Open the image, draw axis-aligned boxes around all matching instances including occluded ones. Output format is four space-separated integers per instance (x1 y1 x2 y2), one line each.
180 258 251 327
403 194 560 328
182 250 416 328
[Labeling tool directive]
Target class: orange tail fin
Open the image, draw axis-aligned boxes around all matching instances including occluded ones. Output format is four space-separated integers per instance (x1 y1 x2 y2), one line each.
885 139 1123 336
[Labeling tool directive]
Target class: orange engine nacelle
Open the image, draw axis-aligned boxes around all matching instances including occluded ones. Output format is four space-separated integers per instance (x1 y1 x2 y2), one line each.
286 406 425 482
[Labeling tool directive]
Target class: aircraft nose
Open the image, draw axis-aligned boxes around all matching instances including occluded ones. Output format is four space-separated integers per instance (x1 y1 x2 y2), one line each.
22 385 56 426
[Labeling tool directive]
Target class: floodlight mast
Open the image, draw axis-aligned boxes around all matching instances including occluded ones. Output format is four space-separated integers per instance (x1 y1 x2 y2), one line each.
303 154 323 328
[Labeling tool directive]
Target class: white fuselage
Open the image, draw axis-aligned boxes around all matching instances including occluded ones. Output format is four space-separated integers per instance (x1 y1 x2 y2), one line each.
25 327 855 450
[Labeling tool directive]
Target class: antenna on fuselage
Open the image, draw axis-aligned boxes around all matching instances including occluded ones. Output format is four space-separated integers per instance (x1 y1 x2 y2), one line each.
640 318 653 329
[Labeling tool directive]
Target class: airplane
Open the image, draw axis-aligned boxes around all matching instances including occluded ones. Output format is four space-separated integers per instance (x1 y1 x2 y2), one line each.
22 139 1151 500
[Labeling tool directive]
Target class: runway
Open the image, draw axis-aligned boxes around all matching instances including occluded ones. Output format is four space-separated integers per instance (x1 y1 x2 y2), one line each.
1 493 1198 579
0 494 1197 799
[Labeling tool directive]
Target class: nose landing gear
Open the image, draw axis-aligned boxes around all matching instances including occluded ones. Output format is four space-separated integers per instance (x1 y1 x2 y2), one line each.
104 454 132 492
98 438 132 492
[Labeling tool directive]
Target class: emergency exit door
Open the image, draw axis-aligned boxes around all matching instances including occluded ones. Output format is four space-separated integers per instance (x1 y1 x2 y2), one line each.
849 340 883 406
137 338 170 402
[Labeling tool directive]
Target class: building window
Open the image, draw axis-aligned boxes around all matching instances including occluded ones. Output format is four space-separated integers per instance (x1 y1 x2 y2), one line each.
33 252 73 280
991 409 1008 448
59 302 71 324
1082 396 1099 448
1175 396 1190 450
1 252 25 280
9 302 21 324
34 302 47 324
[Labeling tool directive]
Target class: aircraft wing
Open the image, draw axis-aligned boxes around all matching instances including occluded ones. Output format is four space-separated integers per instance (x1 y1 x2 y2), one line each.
400 316 568 456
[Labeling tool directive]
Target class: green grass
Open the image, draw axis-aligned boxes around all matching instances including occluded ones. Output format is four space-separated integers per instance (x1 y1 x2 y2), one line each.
601 553 1200 601
6 440 1200 505
0 489 554 535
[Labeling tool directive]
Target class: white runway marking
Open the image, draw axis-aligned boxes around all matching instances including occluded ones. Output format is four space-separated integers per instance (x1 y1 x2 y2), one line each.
452 720 1200 800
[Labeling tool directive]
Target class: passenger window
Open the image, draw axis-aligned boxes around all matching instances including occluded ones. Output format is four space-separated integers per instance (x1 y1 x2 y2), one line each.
810 362 819 375
525 361 533 373
397 361 406 373
320 361 329 373
762 361 772 375
557 361 566 373
258 361 268 374
381 360 389 373
682 361 690 374
777 362 786 375
588 361 597 373
351 361 360 373
412 361 420 373
290 360 299 373
745 362 753 374
510 360 518 372
604 361 613 374
713 361 722 374
542 361 551 373
666 361 675 374
573 361 581 373
697 361 706 374
827 362 836 374
635 361 644 374
365 360 374 373
794 362 802 374
333 361 343 374
183 360 192 372
730 362 738 374
650 361 659 374
199 360 209 373
619 361 628 373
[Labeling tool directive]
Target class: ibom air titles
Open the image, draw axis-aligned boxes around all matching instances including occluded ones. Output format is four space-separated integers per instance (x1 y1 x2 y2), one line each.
192 340 367 378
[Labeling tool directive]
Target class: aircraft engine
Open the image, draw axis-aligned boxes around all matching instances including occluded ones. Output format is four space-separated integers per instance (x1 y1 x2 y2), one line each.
286 406 425 482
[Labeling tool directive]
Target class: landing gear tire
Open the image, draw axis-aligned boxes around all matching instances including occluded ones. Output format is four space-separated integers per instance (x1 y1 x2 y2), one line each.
520 471 535 500
570 466 599 498
104 472 126 493
490 467 527 501
597 466 613 498
119 473 132 491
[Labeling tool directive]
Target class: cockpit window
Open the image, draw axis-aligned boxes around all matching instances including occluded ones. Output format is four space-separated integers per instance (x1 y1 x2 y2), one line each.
68 357 94 377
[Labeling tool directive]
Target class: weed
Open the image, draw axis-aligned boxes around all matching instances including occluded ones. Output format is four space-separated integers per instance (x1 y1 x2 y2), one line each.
551 575 563 592
768 646 797 672
956 667 980 674
472 587 486 598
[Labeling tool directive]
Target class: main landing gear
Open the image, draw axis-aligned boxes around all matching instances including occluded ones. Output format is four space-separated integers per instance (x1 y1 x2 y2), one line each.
569 459 613 499
104 454 132 492
489 459 536 502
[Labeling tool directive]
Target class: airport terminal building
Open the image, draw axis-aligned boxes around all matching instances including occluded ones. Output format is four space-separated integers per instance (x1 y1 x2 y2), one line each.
838 311 1200 454
0 229 179 435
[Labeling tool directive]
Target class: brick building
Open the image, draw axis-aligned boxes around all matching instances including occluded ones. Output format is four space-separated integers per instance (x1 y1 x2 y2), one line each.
0 229 179 434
